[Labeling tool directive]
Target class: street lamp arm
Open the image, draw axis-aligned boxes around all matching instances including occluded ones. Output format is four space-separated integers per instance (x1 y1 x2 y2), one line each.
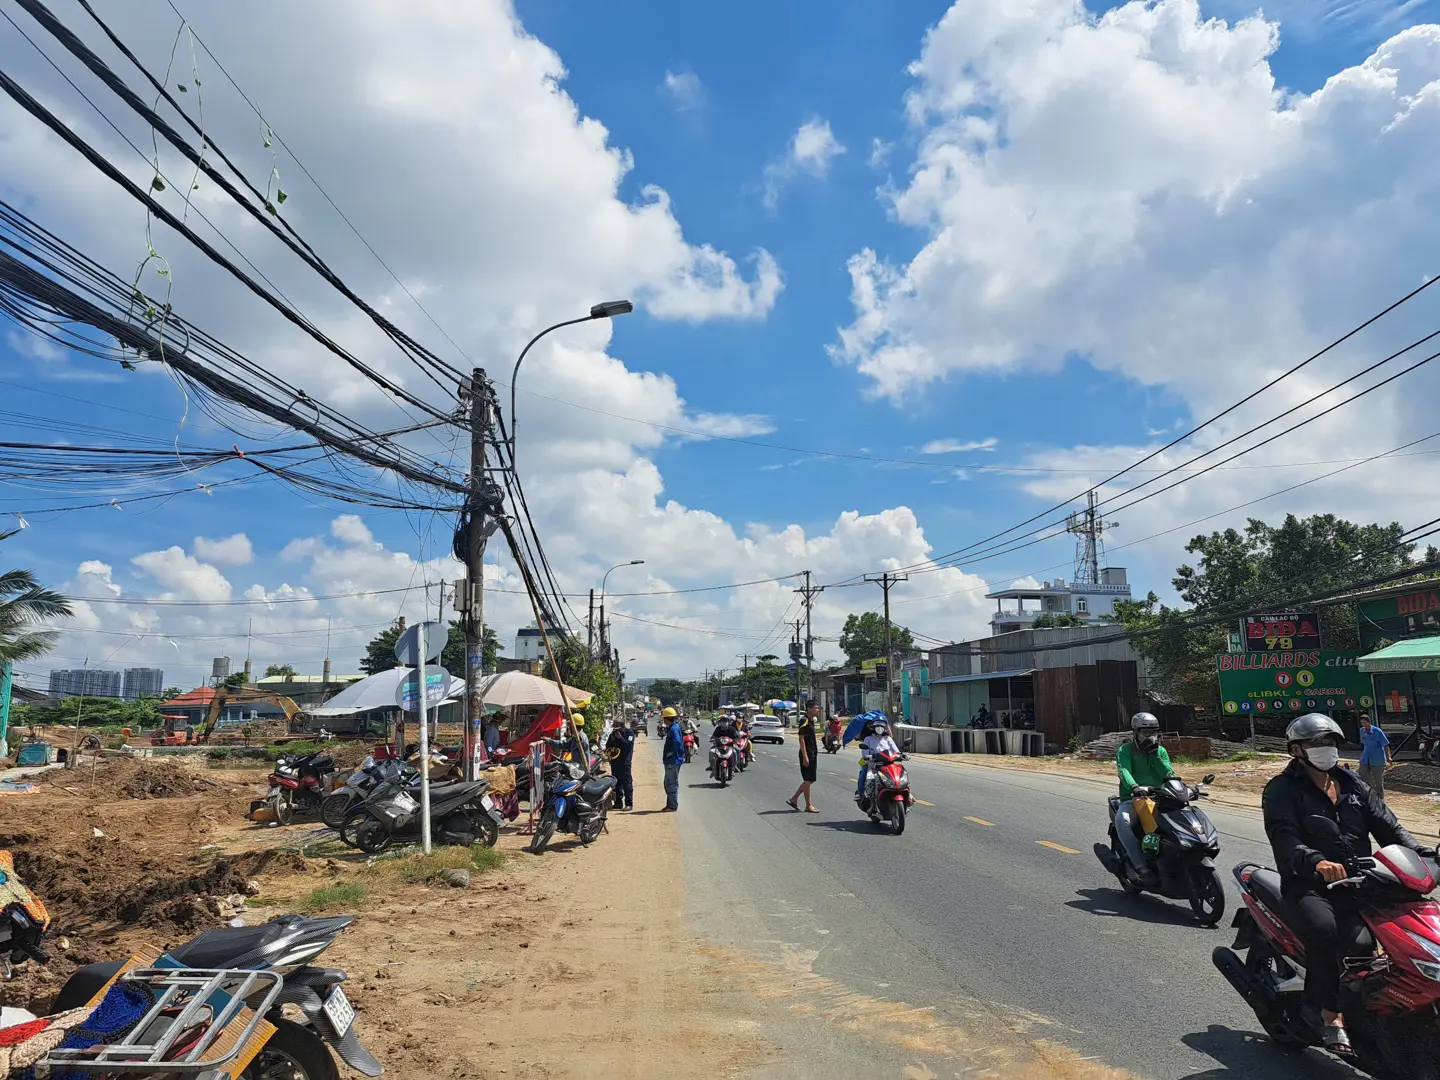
508 315 592 469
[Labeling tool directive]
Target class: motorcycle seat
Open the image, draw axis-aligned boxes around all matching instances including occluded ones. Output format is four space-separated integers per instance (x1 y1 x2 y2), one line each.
1248 868 1287 914
581 776 617 802
167 915 352 968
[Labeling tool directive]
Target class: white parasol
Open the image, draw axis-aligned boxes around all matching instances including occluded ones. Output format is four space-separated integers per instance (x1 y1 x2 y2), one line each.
477 670 591 708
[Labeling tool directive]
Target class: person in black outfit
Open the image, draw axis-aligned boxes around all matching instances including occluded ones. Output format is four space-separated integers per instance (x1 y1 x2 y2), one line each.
1262 712 1428 1055
788 702 820 812
605 719 637 810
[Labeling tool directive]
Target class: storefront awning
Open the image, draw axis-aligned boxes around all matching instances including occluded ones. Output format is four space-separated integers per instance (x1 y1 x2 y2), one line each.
1358 635 1440 674
930 668 1036 686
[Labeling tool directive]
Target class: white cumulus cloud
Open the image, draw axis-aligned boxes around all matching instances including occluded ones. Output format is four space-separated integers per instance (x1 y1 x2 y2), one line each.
661 69 704 111
920 437 998 455
763 119 847 209
192 534 254 566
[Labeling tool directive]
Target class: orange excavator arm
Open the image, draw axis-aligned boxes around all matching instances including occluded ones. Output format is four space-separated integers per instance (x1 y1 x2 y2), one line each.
199 687 303 741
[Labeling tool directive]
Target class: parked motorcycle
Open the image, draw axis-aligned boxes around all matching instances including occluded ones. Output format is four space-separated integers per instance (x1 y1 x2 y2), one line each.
1094 774 1224 925
321 755 404 829
857 748 912 834
1 855 380 1080
710 735 737 787
267 750 337 825
1213 846 1440 1077
529 753 617 855
349 778 502 854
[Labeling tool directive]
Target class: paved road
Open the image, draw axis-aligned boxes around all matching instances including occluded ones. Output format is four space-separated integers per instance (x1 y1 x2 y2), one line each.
669 733 1366 1080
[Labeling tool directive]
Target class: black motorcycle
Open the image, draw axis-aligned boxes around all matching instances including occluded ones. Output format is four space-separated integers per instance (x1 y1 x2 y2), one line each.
1094 774 1224 925
321 755 405 829
10 903 379 1080
349 777 503 854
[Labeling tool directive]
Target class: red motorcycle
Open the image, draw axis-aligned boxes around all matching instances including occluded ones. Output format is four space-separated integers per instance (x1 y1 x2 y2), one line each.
858 748 912 834
1214 845 1440 1076
710 735 737 787
823 719 842 754
682 729 698 763
734 730 753 772
265 749 336 825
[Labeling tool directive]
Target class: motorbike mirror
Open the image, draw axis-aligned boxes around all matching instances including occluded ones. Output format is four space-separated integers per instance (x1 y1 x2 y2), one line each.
1202 773 1216 785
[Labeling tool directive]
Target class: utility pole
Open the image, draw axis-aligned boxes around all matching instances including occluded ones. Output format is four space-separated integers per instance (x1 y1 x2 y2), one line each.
794 570 823 706
791 619 802 707
864 571 908 720
461 368 498 781
588 589 596 655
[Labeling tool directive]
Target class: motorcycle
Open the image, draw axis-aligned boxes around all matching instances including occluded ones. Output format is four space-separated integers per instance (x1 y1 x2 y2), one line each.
822 724 841 754
529 754 617 855
265 749 337 826
1 858 379 1080
734 730 752 772
857 748 912 834
683 729 698 763
321 755 404 830
710 735 737 787
349 778 503 854
1213 846 1440 1077
1093 774 1224 925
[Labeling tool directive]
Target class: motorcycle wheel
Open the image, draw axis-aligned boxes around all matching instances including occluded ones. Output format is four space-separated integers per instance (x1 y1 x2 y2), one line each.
889 799 906 835
1188 866 1226 926
241 1017 340 1080
578 813 605 845
339 806 372 848
473 811 499 849
272 788 295 827
353 819 393 854
320 792 353 830
1108 826 1142 895
530 808 558 855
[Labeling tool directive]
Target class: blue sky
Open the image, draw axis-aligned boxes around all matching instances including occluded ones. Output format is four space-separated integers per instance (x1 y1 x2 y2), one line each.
4 0 1440 685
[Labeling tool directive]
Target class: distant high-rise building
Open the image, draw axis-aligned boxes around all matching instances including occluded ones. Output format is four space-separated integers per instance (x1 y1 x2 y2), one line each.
47 668 123 699
123 667 164 700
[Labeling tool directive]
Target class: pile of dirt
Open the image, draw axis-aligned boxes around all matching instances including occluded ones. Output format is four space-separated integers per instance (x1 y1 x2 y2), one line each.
31 758 219 800
1386 762 1440 793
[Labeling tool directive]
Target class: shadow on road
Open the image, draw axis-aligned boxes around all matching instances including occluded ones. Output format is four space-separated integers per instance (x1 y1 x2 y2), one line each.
688 782 730 790
806 819 885 834
755 809 799 816
1177 1024 1362 1080
1066 887 1211 928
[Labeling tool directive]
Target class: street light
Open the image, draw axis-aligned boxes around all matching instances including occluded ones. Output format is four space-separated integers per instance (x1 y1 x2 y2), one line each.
596 560 644 660
509 300 634 471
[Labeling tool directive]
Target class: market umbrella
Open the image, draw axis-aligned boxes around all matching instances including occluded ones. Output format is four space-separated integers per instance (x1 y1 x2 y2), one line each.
477 670 590 708
739 702 761 711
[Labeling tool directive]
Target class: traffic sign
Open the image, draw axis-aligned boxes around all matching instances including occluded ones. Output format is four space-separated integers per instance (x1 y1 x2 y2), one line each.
393 620 447 666
396 667 452 712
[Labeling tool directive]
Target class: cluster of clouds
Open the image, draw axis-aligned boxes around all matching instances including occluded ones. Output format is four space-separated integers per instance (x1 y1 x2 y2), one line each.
8 0 1440 681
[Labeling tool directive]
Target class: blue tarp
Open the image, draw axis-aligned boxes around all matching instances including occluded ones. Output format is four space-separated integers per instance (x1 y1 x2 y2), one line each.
843 710 889 747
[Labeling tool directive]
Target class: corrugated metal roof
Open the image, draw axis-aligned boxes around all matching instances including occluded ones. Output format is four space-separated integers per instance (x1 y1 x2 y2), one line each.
929 668 1037 685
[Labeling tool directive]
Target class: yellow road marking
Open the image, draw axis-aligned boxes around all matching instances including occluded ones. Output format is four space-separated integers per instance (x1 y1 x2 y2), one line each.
913 798 936 807
964 816 995 827
1035 840 1081 855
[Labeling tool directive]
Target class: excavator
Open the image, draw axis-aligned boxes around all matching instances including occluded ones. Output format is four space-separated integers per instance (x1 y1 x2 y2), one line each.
151 686 305 745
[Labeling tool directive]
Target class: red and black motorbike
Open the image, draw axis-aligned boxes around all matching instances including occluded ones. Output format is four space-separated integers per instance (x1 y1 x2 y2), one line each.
858 748 912 834
265 749 336 825
682 728 698 763
710 735 737 787
734 729 753 772
1213 845 1440 1076
822 719 842 754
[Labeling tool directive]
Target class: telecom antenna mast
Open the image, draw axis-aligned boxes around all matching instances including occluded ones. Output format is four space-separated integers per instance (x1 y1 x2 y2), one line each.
1065 490 1117 585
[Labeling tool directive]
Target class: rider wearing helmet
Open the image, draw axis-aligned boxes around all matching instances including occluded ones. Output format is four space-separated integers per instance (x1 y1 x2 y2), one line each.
1263 712 1426 1053
1114 712 1175 883
856 716 900 801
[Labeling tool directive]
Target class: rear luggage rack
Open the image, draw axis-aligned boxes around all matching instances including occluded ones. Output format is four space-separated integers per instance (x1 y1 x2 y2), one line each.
42 966 281 1078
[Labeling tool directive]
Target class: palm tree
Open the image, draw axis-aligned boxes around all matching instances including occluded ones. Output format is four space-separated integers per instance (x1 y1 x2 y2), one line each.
0 530 72 664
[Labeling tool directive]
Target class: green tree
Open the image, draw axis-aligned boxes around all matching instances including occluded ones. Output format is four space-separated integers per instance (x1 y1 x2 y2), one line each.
361 621 501 675
14 694 162 730
839 611 914 668
647 678 688 706
1107 513 1440 711
550 638 616 733
161 686 183 700
264 663 297 679
222 671 249 688
1032 613 1086 628
0 530 71 664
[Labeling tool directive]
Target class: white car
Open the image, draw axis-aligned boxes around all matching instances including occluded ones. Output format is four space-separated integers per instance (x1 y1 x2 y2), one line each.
749 716 785 744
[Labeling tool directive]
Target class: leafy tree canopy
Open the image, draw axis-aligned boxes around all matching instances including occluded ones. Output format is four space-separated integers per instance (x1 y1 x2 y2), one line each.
264 664 297 679
0 529 71 665
839 611 914 668
1032 613 1086 628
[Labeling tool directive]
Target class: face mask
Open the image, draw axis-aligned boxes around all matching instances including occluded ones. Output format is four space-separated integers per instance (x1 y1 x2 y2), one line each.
1304 746 1340 772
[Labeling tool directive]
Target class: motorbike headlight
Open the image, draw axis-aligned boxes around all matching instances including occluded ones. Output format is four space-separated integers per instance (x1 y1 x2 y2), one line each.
1406 932 1440 980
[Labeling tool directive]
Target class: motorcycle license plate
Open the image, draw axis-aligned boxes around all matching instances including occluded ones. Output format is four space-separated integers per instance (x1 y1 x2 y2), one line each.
392 791 418 813
481 794 495 811
322 985 355 1036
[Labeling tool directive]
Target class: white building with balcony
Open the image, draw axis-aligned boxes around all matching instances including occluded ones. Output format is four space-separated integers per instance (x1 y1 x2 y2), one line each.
985 568 1133 636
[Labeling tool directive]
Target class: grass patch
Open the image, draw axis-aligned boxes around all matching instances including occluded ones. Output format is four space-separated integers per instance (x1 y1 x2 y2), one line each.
299 880 366 912
393 845 506 885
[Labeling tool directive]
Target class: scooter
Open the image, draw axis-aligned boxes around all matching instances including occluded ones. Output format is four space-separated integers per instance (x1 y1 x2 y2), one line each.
734 730 753 772
822 724 841 754
1094 774 1224 925
264 749 337 825
1213 846 1440 1078
710 735 737 787
857 748 912 834
1 852 380 1079
683 729 698 763
529 754 617 855
349 778 502 854
321 755 404 829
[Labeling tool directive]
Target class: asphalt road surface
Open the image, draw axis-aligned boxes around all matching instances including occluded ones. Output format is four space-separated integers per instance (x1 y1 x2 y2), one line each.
667 732 1368 1080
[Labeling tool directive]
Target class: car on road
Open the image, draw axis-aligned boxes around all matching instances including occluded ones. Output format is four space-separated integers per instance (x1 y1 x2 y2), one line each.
749 716 785 744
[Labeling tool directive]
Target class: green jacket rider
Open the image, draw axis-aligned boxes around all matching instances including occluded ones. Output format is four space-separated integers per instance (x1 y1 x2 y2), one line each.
1113 712 1176 880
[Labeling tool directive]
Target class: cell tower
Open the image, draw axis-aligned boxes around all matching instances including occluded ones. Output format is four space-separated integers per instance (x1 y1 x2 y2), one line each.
1065 490 1117 585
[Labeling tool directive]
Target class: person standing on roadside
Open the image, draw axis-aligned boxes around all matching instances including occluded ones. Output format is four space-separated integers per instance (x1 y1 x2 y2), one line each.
661 706 685 812
787 701 821 812
606 718 637 810
1357 712 1393 799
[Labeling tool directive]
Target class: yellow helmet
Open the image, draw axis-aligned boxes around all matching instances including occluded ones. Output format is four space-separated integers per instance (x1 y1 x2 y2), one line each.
662 706 678 718
571 712 586 727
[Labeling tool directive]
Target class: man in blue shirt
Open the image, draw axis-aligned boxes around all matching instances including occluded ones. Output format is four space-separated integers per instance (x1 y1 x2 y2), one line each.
660 707 685 812
605 718 637 810
1357 712 1392 799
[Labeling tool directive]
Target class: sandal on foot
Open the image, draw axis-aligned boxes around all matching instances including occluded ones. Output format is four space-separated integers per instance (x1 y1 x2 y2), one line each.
1322 1026 1353 1055
805 806 820 813
786 798 799 810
